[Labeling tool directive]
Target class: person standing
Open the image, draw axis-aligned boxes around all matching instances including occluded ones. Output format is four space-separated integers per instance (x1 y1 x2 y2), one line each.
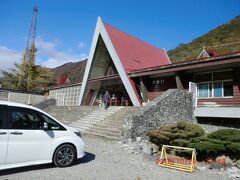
103 91 110 110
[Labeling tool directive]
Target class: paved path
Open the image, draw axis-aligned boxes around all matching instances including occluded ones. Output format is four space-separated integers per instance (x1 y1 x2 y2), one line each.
0 135 233 180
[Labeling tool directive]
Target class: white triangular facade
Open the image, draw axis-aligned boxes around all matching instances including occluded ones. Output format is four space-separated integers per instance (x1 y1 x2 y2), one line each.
78 17 141 106
197 47 210 59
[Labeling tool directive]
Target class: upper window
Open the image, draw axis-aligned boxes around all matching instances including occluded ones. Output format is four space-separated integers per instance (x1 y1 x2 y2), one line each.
195 73 212 82
10 108 43 130
213 71 233 81
195 71 233 83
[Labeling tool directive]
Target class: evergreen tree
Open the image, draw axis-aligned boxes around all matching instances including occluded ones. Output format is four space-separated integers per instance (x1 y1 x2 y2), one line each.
0 61 54 93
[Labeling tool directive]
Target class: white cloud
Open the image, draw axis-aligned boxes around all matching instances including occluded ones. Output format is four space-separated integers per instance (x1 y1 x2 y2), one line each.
0 46 22 73
78 42 85 49
0 37 88 74
36 37 87 68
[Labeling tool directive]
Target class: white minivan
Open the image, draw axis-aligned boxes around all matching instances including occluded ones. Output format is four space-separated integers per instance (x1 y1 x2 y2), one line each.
0 101 85 170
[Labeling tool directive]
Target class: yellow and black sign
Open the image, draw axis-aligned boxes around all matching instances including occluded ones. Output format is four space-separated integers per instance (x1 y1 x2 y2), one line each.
156 145 197 173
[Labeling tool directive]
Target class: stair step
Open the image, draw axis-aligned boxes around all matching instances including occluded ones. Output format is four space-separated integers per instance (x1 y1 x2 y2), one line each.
70 121 122 128
71 126 121 139
92 128 122 135
82 131 121 140
70 117 123 123
70 124 122 137
44 106 140 140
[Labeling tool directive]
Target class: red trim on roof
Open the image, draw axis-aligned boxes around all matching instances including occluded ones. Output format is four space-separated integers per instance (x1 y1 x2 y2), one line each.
129 78 141 105
103 23 170 73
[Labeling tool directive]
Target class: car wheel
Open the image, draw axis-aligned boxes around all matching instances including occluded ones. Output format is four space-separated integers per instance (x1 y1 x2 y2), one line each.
53 144 77 167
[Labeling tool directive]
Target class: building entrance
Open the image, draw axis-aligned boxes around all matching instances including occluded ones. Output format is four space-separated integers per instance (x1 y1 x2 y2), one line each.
85 77 132 106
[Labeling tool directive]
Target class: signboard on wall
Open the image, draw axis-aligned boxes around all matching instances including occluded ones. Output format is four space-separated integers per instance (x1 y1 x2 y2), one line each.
189 82 197 107
152 80 165 84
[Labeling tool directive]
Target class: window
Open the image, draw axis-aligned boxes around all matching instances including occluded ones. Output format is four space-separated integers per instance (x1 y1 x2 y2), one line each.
223 81 233 96
10 109 42 130
213 82 222 97
198 83 209 97
41 114 65 130
195 73 212 82
198 81 233 98
196 70 233 98
198 83 213 98
213 71 233 81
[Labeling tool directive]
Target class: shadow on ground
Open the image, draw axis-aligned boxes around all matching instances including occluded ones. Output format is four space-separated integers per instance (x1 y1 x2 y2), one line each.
0 152 95 176
76 152 95 164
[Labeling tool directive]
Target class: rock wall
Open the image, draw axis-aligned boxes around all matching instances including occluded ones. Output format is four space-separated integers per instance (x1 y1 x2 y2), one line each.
34 98 56 110
122 89 196 142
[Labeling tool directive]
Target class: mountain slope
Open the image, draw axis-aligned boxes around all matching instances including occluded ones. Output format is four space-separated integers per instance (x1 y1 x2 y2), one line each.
52 59 87 84
168 16 240 63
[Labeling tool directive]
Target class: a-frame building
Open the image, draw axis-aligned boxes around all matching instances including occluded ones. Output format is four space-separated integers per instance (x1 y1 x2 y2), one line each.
78 17 170 106
48 17 240 119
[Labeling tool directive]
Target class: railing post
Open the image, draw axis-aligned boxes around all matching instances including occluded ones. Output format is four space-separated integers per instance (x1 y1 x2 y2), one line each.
8 92 11 101
28 94 31 105
63 94 65 106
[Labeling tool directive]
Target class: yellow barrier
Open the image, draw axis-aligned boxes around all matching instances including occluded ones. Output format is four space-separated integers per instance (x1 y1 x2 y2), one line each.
156 145 197 173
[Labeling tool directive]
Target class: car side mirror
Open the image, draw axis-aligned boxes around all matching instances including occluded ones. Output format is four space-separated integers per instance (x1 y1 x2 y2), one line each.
43 122 48 130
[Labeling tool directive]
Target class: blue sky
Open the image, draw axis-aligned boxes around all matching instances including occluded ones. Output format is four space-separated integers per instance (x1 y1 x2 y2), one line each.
0 0 239 70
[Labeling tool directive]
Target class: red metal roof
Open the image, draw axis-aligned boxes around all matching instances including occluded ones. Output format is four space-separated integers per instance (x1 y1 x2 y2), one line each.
207 49 220 57
103 23 170 72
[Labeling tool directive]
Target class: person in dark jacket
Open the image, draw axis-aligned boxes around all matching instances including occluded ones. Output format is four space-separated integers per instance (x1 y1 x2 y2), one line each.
103 91 110 110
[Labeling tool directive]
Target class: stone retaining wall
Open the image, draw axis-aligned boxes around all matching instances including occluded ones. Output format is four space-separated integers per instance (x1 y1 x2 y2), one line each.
122 89 196 142
34 98 56 110
0 90 47 105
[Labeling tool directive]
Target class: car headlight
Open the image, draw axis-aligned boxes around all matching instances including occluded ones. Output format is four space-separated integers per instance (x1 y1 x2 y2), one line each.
74 131 82 137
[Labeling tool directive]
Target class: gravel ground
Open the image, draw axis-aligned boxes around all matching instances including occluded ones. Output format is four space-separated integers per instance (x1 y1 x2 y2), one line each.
0 135 234 180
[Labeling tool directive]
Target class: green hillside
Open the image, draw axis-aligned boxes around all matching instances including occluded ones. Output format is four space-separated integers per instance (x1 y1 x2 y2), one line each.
168 16 240 63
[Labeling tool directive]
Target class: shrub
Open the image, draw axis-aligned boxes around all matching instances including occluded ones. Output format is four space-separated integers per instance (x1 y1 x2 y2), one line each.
208 129 240 143
190 141 226 161
146 130 170 146
173 139 191 147
148 126 240 161
226 142 240 159
172 132 188 139
178 121 204 131
191 136 210 143
177 121 205 136
176 121 187 129
190 129 240 160
160 125 174 132
146 121 205 148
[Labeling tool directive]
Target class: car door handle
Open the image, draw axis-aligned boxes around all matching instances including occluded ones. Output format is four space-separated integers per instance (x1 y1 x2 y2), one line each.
10 131 23 135
0 132 7 135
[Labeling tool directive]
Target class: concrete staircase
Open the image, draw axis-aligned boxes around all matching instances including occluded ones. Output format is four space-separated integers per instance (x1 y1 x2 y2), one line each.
45 106 139 140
